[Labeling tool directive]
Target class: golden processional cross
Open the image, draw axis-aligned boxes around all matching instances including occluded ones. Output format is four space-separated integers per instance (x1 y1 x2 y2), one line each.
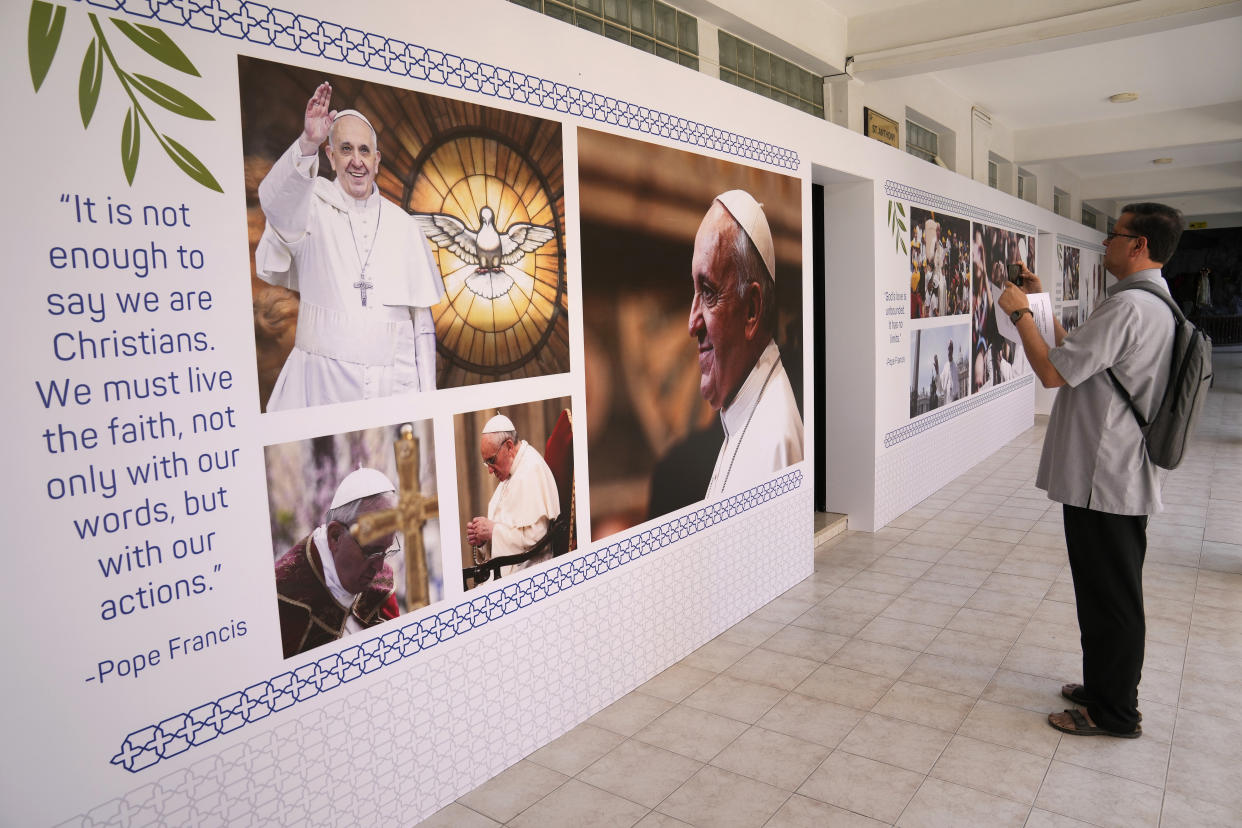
350 424 439 610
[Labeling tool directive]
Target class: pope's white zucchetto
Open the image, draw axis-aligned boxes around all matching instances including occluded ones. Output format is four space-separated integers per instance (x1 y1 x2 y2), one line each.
715 189 775 281
482 414 516 434
332 109 375 132
330 109 378 148
329 467 395 509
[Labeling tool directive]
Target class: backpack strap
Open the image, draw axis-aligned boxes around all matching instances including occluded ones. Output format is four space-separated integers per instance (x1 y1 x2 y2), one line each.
1104 278 1178 431
1106 366 1149 428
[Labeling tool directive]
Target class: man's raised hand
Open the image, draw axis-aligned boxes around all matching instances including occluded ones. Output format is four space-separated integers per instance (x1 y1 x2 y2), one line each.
298 81 336 156
1016 263 1043 295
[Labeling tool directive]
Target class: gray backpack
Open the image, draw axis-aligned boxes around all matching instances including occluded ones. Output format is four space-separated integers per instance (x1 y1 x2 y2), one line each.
1106 281 1212 470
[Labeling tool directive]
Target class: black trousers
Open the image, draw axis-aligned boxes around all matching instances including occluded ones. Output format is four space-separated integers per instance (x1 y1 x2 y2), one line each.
1063 503 1148 733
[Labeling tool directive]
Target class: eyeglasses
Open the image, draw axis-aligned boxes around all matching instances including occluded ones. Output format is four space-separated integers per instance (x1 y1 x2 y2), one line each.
361 536 402 561
1104 231 1142 242
483 439 512 468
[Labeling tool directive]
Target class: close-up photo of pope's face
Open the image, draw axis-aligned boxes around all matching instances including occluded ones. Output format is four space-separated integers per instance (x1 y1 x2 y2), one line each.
690 198 768 412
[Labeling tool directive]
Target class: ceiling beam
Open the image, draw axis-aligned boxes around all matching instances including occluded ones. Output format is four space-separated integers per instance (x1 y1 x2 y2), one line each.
1015 102 1242 163
847 0 1241 81
1088 190 1242 217
1080 163 1242 200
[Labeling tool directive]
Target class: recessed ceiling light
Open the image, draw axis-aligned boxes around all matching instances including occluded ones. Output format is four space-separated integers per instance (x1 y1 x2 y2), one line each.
1108 92 1139 103
1153 157 1174 165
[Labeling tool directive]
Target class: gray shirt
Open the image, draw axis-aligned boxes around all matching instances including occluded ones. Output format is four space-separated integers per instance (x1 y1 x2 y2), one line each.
1036 269 1174 515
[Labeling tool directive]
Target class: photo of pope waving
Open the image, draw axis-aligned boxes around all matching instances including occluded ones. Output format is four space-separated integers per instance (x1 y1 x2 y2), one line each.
254 81 445 411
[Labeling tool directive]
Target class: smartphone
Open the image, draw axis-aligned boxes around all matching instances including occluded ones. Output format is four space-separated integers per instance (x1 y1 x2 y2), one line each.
1006 263 1024 286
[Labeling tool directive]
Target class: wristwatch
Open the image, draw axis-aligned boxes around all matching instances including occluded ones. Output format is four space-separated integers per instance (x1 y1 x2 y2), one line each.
1009 308 1033 324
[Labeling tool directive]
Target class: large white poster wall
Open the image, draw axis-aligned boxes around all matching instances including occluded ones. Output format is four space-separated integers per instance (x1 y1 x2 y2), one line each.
2 1 813 823
872 184 1039 528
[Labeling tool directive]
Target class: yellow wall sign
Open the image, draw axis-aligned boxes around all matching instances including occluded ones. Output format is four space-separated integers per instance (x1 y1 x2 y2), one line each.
1188 221 1208 229
864 107 899 148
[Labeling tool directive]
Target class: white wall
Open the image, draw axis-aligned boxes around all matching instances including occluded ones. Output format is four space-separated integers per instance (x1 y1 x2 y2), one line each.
820 172 876 526
845 73 1101 219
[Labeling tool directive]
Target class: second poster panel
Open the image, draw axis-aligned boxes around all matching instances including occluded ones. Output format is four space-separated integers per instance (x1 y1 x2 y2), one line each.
578 129 804 541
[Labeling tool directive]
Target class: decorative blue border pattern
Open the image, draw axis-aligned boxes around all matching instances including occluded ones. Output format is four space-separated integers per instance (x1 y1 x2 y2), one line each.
885 181 1037 236
89 0 799 170
108 470 803 773
1057 233 1105 254
884 376 1033 448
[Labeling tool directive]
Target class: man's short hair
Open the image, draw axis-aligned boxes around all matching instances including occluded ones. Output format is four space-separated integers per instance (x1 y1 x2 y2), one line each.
1121 202 1183 264
487 429 518 446
728 220 777 337
326 491 392 528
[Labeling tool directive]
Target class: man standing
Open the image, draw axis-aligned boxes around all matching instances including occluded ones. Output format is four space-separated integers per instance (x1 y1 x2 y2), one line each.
467 415 561 577
999 202 1183 738
689 190 804 499
275 468 401 658
938 339 960 405
255 81 444 411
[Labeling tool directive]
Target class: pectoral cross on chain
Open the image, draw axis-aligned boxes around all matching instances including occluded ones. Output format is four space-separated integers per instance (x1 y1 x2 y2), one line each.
348 200 381 307
350 424 439 610
354 273 374 307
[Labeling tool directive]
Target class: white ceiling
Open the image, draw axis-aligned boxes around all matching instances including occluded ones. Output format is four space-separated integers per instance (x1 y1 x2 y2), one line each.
929 17 1242 129
1057 141 1242 178
817 0 1242 220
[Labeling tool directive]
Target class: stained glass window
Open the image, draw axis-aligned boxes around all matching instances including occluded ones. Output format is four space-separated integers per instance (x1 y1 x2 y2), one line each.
406 127 566 382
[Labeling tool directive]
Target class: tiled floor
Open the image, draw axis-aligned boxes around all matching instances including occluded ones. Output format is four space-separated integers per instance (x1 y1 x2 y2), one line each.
420 350 1242 828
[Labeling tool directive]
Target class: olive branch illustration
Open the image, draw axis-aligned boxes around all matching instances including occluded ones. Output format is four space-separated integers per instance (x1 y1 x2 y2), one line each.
27 1 222 192
887 199 908 256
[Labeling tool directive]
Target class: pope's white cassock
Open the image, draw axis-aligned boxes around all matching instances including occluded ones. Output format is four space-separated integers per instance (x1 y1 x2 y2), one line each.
937 356 960 405
488 441 560 576
704 339 804 499
256 141 445 411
